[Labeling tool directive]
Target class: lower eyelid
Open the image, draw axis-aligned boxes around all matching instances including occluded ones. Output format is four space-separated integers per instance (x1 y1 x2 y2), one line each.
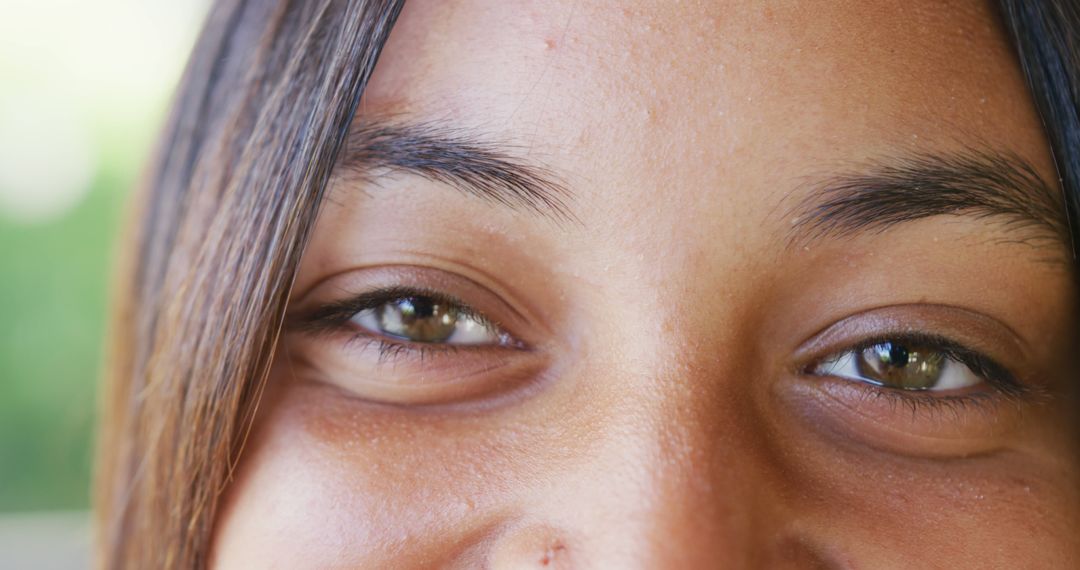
798 350 1030 424
780 376 1027 458
286 329 548 406
347 335 445 361
341 328 525 366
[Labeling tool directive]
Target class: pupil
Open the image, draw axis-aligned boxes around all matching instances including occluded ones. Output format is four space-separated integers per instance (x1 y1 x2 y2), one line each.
884 343 909 368
377 295 458 343
401 296 436 319
855 342 944 391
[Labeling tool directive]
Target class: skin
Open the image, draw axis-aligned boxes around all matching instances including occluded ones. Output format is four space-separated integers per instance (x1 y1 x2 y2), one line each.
211 1 1080 567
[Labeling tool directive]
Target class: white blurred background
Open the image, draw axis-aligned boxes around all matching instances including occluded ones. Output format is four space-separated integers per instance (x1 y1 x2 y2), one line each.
0 1 208 567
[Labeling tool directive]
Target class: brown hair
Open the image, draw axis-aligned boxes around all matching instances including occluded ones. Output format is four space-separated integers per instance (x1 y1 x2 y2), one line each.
95 1 403 567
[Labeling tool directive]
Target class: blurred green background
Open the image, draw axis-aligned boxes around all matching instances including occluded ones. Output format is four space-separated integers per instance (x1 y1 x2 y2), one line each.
0 0 207 514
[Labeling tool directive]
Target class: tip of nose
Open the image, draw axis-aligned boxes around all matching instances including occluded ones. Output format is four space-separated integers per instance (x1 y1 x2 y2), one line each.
474 519 845 569
538 542 568 566
487 523 575 569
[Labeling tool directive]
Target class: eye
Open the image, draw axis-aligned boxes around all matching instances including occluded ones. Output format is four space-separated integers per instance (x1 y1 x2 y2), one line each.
350 294 508 346
284 273 544 405
812 341 983 391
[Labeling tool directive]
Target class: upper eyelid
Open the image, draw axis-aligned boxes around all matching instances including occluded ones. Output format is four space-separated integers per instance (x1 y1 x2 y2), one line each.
790 304 1031 373
287 262 547 329
292 263 539 323
288 286 456 326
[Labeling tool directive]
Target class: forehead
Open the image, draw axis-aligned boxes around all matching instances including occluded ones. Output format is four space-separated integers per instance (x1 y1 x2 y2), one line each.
357 0 1052 242
366 0 1044 148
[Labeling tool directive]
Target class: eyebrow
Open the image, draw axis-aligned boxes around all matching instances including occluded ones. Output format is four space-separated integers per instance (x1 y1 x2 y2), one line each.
786 150 1072 255
337 120 574 222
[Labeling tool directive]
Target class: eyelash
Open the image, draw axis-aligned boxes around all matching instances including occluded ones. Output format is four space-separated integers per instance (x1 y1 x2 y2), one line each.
849 382 1010 419
804 331 1030 411
349 336 466 364
296 286 517 363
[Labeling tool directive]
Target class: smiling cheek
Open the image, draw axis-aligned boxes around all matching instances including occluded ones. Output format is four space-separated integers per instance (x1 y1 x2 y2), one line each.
764 401 1080 567
210 364 586 568
211 354 1080 568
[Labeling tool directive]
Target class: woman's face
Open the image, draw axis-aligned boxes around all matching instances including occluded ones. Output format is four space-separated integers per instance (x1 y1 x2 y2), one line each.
212 1 1079 567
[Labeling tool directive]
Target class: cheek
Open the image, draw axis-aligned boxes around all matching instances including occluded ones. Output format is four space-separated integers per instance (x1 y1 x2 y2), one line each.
209 381 377 568
826 467 1080 566
766 403 1080 566
210 363 1080 567
209 368 585 568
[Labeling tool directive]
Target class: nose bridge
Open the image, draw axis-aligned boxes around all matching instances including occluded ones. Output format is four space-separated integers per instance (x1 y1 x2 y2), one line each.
490 268 784 568
576 349 767 568
633 370 758 567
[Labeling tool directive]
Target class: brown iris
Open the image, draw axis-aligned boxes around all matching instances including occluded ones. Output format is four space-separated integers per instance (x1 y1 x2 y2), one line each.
854 342 945 390
376 296 459 343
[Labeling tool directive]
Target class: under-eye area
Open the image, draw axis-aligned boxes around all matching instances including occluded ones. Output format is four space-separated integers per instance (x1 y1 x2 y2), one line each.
784 303 1056 457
